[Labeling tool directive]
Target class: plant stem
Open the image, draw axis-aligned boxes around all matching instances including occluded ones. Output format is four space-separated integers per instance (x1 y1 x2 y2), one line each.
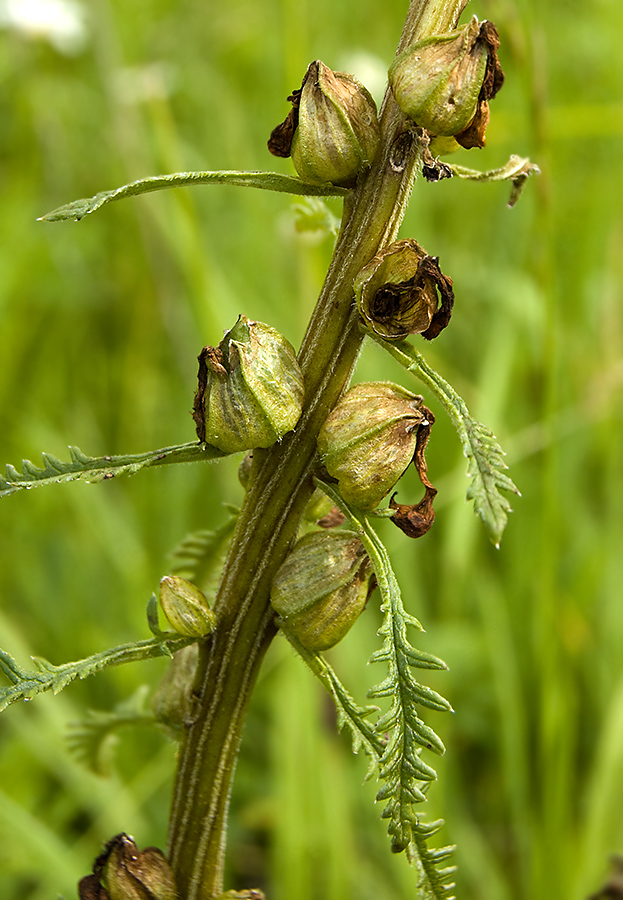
167 2 468 897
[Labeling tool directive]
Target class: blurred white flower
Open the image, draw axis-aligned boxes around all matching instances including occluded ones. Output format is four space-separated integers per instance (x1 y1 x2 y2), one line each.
339 51 388 107
0 0 88 55
113 63 177 105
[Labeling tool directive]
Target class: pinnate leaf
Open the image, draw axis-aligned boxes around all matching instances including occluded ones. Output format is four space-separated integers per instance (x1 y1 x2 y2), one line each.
317 481 455 899
372 337 520 546
0 441 226 499
0 634 195 712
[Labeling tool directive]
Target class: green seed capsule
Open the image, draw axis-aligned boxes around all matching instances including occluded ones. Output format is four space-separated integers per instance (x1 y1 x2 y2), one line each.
193 316 305 454
159 575 216 637
271 530 373 651
354 239 454 341
389 17 501 145
317 382 427 510
268 60 380 187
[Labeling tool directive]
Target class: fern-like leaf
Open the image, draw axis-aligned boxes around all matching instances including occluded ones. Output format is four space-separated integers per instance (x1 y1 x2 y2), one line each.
0 441 226 500
38 170 349 222
169 509 239 591
372 337 520 546
317 481 454 898
66 685 156 775
0 634 195 712
284 632 384 779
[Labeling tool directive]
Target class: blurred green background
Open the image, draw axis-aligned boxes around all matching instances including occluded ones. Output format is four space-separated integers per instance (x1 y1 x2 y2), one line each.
1 0 622 898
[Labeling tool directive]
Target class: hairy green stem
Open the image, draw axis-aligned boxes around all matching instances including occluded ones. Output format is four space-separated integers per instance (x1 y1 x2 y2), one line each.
167 2 468 896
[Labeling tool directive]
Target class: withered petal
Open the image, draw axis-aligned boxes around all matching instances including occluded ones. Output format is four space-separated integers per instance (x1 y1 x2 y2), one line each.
454 21 503 151
389 485 437 539
267 111 297 158
317 506 347 528
479 21 505 100
267 87 302 158
78 875 109 900
421 147 454 182
192 347 210 442
419 259 455 340
389 404 438 538
455 99 490 149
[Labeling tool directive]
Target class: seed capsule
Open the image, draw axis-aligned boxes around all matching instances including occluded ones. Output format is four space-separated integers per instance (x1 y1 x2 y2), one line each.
159 575 216 637
192 316 304 453
354 239 454 341
317 382 426 510
388 17 504 149
97 834 178 900
268 60 380 187
271 530 373 651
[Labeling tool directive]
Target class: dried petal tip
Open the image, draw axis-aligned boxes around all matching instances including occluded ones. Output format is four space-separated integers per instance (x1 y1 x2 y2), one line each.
354 239 454 341
389 17 504 149
389 405 438 539
193 316 305 453
271 530 374 650
159 575 216 637
317 381 427 510
268 60 380 187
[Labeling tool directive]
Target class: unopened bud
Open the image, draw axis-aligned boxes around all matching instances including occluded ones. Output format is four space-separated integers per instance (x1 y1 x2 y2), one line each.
271 530 373 651
268 60 380 187
389 17 504 149
192 316 305 453
355 239 454 341
159 575 216 637
317 382 426 510
151 643 199 731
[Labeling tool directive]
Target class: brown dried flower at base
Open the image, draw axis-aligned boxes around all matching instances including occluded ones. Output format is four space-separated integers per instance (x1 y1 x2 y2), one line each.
587 854 623 900
78 875 110 900
78 834 178 900
354 239 454 341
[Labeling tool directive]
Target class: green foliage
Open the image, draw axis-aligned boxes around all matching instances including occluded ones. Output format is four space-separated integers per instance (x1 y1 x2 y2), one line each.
0 633 195 712
282 633 384 776
1 0 622 898
39 171 348 222
317 482 455 899
0 443 226 499
66 686 155 776
168 512 239 590
374 338 519 546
